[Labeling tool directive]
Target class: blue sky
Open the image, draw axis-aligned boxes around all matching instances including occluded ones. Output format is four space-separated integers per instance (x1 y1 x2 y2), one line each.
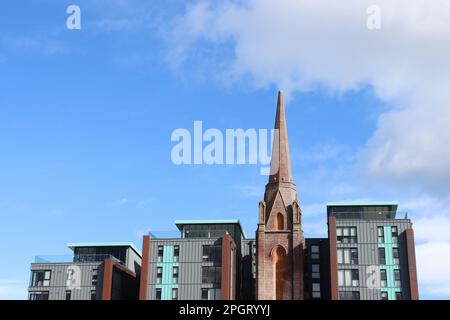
1 0 450 299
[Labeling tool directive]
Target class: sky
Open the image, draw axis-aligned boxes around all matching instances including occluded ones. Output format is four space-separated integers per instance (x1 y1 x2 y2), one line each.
1 0 450 299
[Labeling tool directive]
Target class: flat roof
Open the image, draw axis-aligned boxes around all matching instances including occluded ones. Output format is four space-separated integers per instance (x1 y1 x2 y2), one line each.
326 201 399 219
327 201 398 207
174 219 247 239
67 242 141 257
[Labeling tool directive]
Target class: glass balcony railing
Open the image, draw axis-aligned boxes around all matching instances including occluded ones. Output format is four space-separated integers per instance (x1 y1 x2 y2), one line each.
34 254 122 264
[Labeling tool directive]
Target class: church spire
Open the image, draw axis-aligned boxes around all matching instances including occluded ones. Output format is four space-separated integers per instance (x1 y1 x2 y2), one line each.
268 90 293 184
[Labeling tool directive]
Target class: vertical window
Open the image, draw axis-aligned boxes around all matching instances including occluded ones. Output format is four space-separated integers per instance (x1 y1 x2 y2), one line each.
174 245 180 263
391 226 398 243
381 291 388 300
312 264 320 278
350 248 359 264
155 288 162 300
337 249 343 264
344 249 350 264
344 270 351 286
338 270 344 286
92 269 98 286
157 246 164 262
336 228 343 244
351 269 359 287
394 269 401 287
395 292 403 300
31 270 51 287
377 227 385 243
312 283 321 298
173 266 179 284
65 290 71 300
201 288 209 300
378 247 386 264
156 267 163 284
393 248 400 264
310 245 320 259
275 213 284 230
90 290 96 300
172 288 178 300
380 269 387 287
350 227 357 243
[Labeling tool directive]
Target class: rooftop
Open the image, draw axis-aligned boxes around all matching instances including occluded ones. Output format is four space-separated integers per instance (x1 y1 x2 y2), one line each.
326 201 400 220
174 219 247 239
67 242 141 257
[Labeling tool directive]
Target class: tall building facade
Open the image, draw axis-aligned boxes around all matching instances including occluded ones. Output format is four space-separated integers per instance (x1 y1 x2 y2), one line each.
256 91 305 300
139 220 255 300
28 243 141 300
327 202 419 300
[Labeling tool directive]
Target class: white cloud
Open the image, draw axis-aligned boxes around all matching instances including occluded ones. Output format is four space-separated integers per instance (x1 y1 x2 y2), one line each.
165 0 450 194
416 242 450 298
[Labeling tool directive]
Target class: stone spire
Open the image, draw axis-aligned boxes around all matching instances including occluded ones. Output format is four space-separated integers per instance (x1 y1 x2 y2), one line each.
268 90 294 184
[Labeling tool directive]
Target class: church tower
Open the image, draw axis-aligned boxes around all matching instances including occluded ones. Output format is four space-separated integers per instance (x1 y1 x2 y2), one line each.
256 91 305 300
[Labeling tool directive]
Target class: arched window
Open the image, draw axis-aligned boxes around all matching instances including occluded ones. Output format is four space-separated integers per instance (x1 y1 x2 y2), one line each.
275 212 284 230
272 246 287 299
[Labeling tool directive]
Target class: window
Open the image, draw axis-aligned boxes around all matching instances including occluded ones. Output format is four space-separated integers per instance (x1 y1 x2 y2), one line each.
393 248 400 264
174 245 180 262
275 212 284 230
312 283 321 298
338 269 359 287
202 245 222 263
92 269 98 286
155 288 162 300
337 248 358 264
202 266 221 286
157 246 164 262
310 245 320 259
336 227 357 243
351 269 360 287
378 247 386 265
201 288 209 300
90 290 96 300
31 270 51 287
377 227 385 243
156 267 163 284
65 290 71 300
29 291 49 300
339 291 360 300
312 264 320 279
395 292 403 300
394 269 401 287
380 269 387 287
172 288 178 300
381 291 388 300
391 226 398 243
350 248 358 264
173 266 179 284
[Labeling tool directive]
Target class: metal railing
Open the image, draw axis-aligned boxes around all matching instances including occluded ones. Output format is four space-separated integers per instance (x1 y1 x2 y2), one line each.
34 254 122 264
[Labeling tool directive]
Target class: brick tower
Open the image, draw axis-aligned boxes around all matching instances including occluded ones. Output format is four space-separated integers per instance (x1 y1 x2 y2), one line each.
256 91 305 300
